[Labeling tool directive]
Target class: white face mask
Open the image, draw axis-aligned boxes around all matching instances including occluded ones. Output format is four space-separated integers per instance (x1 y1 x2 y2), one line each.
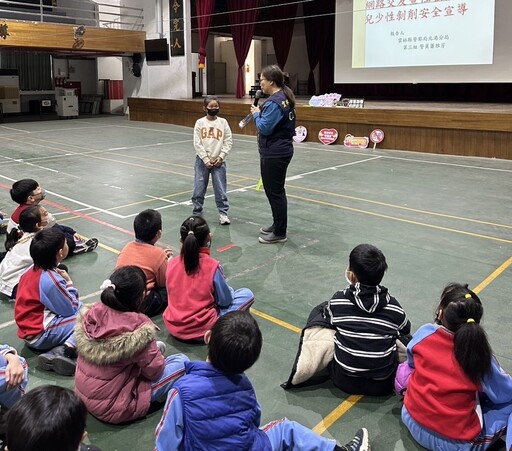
345 268 352 285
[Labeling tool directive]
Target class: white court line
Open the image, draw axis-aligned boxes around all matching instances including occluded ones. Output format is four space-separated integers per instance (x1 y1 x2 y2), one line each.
144 195 178 204
0 290 103 330
53 207 92 215
0 125 31 133
286 156 382 180
0 174 125 219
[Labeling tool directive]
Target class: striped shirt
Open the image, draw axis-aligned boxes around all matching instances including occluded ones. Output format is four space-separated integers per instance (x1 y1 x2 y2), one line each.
325 283 410 379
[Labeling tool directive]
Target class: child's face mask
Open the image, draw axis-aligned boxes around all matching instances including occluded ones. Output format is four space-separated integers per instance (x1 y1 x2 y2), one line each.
207 108 219 116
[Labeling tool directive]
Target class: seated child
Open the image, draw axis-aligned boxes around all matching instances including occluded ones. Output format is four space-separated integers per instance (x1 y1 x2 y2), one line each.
325 244 410 396
0 344 28 409
7 178 98 255
163 216 254 341
0 205 49 300
155 311 370 451
116 209 172 317
5 385 102 451
285 244 410 394
14 227 81 376
401 283 512 451
75 265 189 424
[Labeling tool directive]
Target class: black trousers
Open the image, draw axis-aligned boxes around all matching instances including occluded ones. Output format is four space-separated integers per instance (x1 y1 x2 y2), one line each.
260 155 292 237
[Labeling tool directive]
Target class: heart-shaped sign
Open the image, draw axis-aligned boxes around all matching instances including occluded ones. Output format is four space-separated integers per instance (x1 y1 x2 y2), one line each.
318 128 338 145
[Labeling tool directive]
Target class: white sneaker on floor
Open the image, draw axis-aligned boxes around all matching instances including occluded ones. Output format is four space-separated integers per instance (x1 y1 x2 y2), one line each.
219 214 230 225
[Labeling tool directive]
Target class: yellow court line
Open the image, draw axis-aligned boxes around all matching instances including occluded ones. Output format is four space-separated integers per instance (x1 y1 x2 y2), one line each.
97 242 121 255
312 395 364 435
472 256 512 294
250 308 302 334
287 193 512 245
287 184 512 231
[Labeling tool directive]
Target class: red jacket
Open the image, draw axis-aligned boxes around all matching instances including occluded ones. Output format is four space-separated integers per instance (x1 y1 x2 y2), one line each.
163 250 219 340
74 303 165 424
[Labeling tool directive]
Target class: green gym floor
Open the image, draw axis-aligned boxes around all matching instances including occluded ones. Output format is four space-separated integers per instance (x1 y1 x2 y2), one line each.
0 115 510 450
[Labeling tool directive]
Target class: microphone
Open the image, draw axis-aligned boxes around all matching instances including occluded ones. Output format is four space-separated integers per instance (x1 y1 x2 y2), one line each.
239 90 262 128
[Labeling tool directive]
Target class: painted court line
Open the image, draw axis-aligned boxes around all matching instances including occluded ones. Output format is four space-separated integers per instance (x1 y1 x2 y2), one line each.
472 256 512 294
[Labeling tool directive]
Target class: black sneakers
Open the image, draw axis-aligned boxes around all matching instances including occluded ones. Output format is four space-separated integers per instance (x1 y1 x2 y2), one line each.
38 345 77 376
73 238 99 255
258 233 287 244
335 428 370 451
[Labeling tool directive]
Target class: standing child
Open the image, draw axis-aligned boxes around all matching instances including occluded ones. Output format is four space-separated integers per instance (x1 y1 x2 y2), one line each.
163 216 254 341
14 227 81 376
7 178 98 255
192 96 233 225
155 311 370 451
74 266 189 424
116 209 172 317
0 205 49 300
401 283 512 450
5 385 102 451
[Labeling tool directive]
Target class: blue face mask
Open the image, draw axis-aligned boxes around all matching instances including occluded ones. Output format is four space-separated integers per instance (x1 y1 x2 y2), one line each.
207 108 219 117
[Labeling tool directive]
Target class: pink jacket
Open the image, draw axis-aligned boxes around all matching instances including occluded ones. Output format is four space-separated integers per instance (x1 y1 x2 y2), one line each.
74 303 164 424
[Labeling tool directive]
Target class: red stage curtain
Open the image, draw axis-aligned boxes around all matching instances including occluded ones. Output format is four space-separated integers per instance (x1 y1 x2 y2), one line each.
303 1 333 95
196 0 216 68
227 0 259 98
271 1 298 69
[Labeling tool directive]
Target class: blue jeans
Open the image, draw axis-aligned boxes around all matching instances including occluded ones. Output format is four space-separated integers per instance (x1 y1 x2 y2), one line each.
402 404 512 450
0 354 28 408
150 354 189 403
192 156 229 215
263 418 336 450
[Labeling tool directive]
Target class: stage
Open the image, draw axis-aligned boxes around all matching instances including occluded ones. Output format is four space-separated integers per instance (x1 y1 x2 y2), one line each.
127 97 512 160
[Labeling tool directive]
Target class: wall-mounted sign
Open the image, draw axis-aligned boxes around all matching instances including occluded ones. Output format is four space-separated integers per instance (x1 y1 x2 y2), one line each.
343 134 369 148
293 125 307 142
318 128 338 145
170 0 184 57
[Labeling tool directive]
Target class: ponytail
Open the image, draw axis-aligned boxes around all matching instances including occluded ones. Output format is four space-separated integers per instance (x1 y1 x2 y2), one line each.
100 266 146 313
179 216 210 275
6 205 43 251
439 283 492 383
283 85 296 110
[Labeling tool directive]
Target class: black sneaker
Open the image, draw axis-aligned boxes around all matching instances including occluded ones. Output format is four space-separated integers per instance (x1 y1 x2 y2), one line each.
258 233 287 244
259 225 274 235
38 345 77 376
336 428 370 451
73 238 99 255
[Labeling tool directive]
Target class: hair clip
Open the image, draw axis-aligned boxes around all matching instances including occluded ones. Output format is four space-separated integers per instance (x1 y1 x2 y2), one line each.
465 293 472 299
466 318 475 323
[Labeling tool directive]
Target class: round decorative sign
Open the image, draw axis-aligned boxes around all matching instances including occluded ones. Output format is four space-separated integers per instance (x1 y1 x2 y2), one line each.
293 125 308 143
318 128 338 145
370 129 385 144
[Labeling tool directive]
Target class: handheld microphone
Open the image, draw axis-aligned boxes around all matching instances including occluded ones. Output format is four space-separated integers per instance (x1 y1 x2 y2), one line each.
239 90 262 129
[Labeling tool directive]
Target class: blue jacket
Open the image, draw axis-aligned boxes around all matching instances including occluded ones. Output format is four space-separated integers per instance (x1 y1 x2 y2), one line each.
254 90 295 159
155 360 271 451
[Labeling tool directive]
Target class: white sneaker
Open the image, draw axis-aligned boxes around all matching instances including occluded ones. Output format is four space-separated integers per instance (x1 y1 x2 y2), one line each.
156 341 166 354
219 214 230 225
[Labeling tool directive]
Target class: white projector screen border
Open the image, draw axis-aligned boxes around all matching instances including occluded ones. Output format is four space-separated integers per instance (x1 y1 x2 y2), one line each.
334 0 511 83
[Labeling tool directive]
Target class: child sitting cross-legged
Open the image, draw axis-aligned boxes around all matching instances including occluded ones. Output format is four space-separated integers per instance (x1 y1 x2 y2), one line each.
116 209 172 317
163 216 254 342
155 311 370 451
0 205 49 300
14 227 81 376
75 266 189 424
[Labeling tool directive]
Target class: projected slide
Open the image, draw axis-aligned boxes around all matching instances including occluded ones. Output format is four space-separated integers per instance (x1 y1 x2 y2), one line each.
352 0 495 68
